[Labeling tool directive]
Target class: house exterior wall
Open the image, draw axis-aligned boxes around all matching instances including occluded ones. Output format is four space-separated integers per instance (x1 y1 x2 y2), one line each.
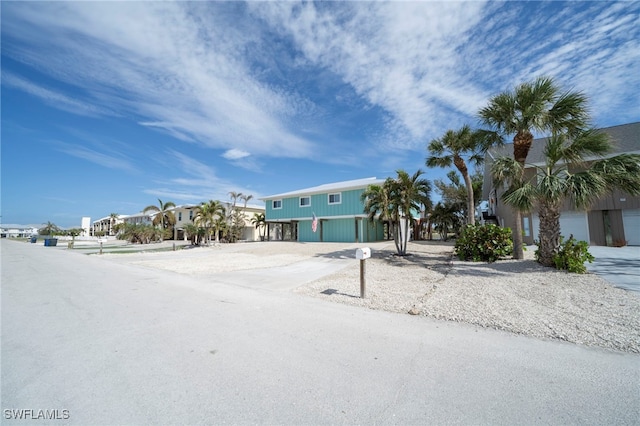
235 206 266 241
483 122 640 246
266 188 367 220
1 225 39 238
263 179 385 243
121 214 152 226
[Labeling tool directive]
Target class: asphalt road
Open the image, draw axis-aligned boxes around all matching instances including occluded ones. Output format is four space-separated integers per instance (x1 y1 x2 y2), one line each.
2 240 639 425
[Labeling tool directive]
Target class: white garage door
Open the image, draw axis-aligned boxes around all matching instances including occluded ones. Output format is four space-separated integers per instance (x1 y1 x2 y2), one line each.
622 209 640 246
559 211 590 243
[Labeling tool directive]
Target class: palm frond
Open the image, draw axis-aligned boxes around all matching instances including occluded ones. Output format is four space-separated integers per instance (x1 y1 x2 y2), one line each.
502 182 537 212
544 133 565 165
536 172 568 205
592 154 640 196
490 156 522 186
426 155 452 168
561 128 611 165
565 171 608 209
548 89 590 134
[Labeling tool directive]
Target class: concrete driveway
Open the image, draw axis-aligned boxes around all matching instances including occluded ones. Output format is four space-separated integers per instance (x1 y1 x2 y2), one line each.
587 245 640 293
2 240 639 425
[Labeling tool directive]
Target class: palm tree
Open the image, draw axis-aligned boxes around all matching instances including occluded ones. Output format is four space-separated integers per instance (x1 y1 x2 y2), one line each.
251 212 267 241
433 170 483 221
426 125 486 225
214 216 228 242
389 170 432 256
240 194 253 208
109 213 119 236
143 199 176 241
361 179 395 240
479 76 590 259
194 200 226 244
372 170 431 256
429 202 462 241
39 221 61 237
492 129 640 266
183 223 202 246
228 191 243 208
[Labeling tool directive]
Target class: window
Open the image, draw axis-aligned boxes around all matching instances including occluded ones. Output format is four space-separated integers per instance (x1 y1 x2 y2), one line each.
328 193 341 205
299 196 311 207
178 212 182 221
273 200 282 209
522 216 530 237
189 210 193 220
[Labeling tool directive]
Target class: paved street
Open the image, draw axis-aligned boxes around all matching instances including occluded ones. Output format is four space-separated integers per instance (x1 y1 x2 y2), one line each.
2 239 639 425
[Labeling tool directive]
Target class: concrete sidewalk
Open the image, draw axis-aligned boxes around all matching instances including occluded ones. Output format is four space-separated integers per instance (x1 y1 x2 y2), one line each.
2 239 639 425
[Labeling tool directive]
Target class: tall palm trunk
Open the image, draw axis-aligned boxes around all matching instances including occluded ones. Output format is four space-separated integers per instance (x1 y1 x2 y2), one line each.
513 130 533 165
398 217 410 255
453 154 475 225
537 200 562 267
511 130 534 259
512 208 524 260
464 174 475 225
392 221 401 254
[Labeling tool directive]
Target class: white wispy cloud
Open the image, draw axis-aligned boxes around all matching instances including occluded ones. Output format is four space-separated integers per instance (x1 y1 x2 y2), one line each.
2 72 113 117
56 143 136 172
3 2 315 159
251 1 490 149
222 149 251 160
458 2 640 125
3 0 638 167
144 150 262 202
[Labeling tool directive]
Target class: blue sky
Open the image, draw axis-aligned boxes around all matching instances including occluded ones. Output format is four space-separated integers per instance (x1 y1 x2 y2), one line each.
2 1 639 228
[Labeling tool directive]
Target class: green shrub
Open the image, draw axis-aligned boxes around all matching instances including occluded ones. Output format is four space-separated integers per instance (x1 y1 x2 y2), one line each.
551 235 594 274
454 224 513 262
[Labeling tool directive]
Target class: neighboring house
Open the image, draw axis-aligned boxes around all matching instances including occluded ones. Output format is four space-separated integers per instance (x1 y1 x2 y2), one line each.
0 224 39 238
170 204 198 240
230 203 266 242
260 177 387 243
119 212 153 227
482 122 640 246
92 215 123 236
171 203 265 241
90 202 266 242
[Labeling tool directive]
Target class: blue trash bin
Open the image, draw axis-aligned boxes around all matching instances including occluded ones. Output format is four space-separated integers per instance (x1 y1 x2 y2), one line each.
44 238 58 247
30 237 37 243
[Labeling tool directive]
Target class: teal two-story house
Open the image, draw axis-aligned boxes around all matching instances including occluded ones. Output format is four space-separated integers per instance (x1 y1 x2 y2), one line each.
260 177 386 243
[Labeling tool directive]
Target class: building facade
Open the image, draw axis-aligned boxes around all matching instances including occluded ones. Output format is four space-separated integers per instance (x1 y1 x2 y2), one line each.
1 224 39 238
91 202 265 242
483 122 640 246
260 177 386 243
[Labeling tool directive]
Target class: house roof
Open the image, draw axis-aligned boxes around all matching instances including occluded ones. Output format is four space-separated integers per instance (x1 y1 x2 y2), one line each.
482 122 640 199
260 177 386 200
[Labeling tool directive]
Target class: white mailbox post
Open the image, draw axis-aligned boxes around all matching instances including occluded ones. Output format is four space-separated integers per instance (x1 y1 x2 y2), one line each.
355 247 371 298
355 247 371 260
